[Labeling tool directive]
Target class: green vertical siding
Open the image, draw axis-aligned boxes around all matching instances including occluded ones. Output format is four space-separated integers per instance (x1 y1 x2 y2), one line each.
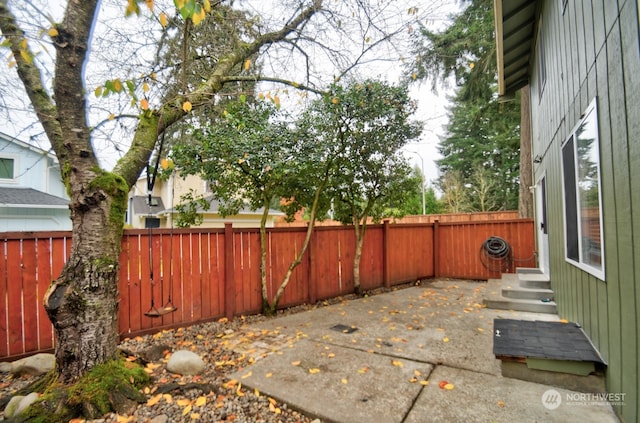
529 0 639 420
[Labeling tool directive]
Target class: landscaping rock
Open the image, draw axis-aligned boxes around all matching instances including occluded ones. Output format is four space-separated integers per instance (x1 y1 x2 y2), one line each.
4 395 24 418
12 392 40 416
0 361 12 373
166 350 205 375
150 415 169 423
12 353 55 376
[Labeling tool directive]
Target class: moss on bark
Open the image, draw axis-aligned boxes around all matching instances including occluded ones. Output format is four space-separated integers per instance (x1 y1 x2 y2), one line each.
16 359 149 423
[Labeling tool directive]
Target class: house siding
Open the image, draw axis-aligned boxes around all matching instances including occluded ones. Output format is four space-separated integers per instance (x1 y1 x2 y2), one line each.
530 0 639 420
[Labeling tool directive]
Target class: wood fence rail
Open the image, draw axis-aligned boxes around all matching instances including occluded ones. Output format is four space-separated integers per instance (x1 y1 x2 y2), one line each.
0 218 535 360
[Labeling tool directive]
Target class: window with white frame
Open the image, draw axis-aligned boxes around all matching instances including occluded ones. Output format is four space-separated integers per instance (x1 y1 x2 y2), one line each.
561 98 605 279
0 157 15 180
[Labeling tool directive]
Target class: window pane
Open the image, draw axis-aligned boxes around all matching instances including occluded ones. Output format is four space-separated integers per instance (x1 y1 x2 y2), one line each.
562 135 579 261
576 108 602 270
0 158 14 179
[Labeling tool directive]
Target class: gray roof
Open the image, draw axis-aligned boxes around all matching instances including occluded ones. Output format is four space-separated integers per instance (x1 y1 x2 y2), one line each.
131 195 166 216
494 0 539 96
0 187 69 207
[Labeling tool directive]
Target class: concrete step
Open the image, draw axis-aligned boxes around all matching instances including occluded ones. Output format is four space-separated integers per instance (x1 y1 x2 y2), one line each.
483 275 557 314
484 296 558 314
516 268 552 289
502 285 554 301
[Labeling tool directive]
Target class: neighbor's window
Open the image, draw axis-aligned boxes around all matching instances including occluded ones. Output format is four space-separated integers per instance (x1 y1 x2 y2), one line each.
0 157 15 180
561 98 605 280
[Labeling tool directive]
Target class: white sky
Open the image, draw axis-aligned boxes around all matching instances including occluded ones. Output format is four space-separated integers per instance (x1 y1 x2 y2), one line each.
0 0 460 186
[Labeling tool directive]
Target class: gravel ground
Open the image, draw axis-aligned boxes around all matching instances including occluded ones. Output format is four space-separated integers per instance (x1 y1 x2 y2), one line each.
1 286 412 423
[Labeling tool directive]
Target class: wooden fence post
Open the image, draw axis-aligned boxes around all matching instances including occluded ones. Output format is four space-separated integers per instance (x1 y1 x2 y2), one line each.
383 219 390 288
434 219 440 278
224 223 235 320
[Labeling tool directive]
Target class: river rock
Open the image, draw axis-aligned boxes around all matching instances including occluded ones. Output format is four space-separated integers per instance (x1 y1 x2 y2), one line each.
11 353 55 376
166 350 205 375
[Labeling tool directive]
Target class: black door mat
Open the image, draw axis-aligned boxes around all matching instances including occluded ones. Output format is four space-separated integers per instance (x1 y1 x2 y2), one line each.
493 319 606 364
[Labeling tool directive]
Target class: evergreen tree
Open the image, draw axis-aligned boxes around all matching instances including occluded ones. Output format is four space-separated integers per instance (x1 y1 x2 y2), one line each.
408 0 521 211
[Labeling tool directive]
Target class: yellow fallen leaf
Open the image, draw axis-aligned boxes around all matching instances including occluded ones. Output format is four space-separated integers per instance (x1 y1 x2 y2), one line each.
140 98 149 110
182 404 192 416
241 371 252 379
498 400 505 407
146 393 163 406
414 370 422 377
176 399 192 407
477 328 485 332
265 372 273 378
442 337 450 343
163 393 173 403
327 353 336 358
409 377 418 383
309 368 321 374
195 396 207 407
392 360 404 367
444 383 455 390
341 378 348 384
116 415 133 423
182 100 192 112
254 388 260 397
419 380 429 386
190 413 200 420
291 360 301 366
560 319 569 323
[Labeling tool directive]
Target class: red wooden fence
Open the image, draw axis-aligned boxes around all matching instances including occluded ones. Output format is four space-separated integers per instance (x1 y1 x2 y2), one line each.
0 219 535 360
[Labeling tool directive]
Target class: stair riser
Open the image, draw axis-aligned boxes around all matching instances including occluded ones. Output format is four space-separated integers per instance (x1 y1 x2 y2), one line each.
484 299 557 314
502 289 554 301
519 279 552 289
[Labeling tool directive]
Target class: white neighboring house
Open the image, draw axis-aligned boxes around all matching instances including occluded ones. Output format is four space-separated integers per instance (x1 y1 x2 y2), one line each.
0 132 70 232
126 170 284 229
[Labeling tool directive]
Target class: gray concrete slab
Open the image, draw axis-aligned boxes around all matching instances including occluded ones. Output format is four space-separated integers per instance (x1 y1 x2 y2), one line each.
227 280 619 423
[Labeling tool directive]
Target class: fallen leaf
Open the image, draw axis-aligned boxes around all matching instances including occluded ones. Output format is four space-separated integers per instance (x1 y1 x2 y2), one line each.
419 380 429 386
309 368 321 374
146 393 162 406
195 396 207 407
444 383 455 390
341 378 348 384
438 380 449 389
442 337 450 343
190 413 200 420
241 371 252 379
182 404 192 416
498 400 505 407
265 372 273 378
291 360 301 366
391 360 404 367
177 399 192 407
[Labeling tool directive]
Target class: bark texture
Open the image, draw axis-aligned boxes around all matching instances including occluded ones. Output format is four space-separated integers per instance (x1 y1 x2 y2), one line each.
518 85 534 218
